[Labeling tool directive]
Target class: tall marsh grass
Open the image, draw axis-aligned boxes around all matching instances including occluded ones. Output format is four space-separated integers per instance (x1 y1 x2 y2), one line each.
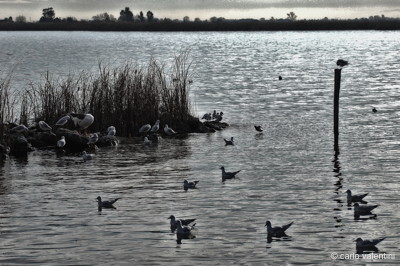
23 53 195 136
0 71 19 142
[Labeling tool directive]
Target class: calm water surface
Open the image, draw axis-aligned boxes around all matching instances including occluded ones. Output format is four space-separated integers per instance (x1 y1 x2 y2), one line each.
0 31 399 264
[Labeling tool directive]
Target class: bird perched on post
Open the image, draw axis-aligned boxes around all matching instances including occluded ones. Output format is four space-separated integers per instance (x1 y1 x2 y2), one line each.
336 59 349 68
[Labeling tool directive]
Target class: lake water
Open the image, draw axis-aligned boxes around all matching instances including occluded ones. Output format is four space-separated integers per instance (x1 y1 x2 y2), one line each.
0 31 399 264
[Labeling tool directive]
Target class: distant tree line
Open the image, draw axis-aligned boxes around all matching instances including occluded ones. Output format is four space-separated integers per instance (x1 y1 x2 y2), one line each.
1 7 399 31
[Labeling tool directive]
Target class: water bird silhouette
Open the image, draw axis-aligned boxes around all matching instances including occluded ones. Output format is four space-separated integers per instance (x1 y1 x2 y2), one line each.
97 196 121 211
346 189 368 205
220 166 241 181
336 59 349 67
279 76 282 80
183 179 199 190
168 215 196 232
353 203 378 216
254 125 263 132
356 237 385 249
265 220 293 237
224 137 234 146
176 220 196 244
372 107 377 113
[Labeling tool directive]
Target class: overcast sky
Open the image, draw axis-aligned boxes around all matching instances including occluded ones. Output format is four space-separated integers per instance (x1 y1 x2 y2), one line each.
1 0 399 21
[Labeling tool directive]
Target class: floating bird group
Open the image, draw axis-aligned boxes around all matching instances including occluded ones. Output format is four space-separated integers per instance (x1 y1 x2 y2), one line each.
201 110 224 122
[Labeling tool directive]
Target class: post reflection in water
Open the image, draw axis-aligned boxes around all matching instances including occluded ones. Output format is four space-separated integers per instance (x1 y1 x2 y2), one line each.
333 148 343 229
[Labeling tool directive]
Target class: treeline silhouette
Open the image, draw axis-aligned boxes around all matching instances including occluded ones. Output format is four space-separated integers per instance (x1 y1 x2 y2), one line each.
1 6 399 31
1 19 399 31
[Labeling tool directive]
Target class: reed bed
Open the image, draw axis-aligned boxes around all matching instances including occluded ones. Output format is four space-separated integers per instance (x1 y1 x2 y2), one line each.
23 53 194 136
0 71 19 142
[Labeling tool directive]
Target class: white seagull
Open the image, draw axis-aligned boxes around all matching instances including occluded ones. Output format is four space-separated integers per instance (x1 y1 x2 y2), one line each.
164 124 176 135
150 120 160 134
82 151 95 161
139 124 151 134
143 137 152 145
87 133 99 145
38 121 52 131
70 113 94 130
106 126 116 136
10 124 29 134
57 136 66 148
55 115 71 126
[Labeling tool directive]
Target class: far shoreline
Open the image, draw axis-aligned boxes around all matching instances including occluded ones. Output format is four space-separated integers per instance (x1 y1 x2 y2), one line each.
1 19 400 31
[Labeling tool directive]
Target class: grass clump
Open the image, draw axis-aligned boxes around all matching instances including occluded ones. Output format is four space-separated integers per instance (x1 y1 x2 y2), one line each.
23 52 195 136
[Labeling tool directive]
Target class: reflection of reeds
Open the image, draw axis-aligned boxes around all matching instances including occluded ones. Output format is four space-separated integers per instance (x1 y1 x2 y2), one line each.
24 53 194 136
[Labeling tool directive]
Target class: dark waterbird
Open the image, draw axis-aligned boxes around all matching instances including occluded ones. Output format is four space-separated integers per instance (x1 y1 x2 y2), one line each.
97 196 121 211
176 220 196 244
356 237 385 248
372 107 377 113
168 215 196 232
353 203 378 216
220 166 241 181
336 59 349 67
265 220 293 237
224 137 234 146
254 125 263 132
183 179 199 190
346 189 368 205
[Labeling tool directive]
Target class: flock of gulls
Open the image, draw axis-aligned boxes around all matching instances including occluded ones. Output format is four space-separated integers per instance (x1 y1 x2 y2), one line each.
8 60 388 254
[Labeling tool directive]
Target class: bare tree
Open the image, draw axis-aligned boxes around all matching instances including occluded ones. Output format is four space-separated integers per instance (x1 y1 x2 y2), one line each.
286 11 297 21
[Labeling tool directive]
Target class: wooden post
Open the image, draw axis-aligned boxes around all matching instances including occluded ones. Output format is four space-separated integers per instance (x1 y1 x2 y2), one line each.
334 68 341 152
